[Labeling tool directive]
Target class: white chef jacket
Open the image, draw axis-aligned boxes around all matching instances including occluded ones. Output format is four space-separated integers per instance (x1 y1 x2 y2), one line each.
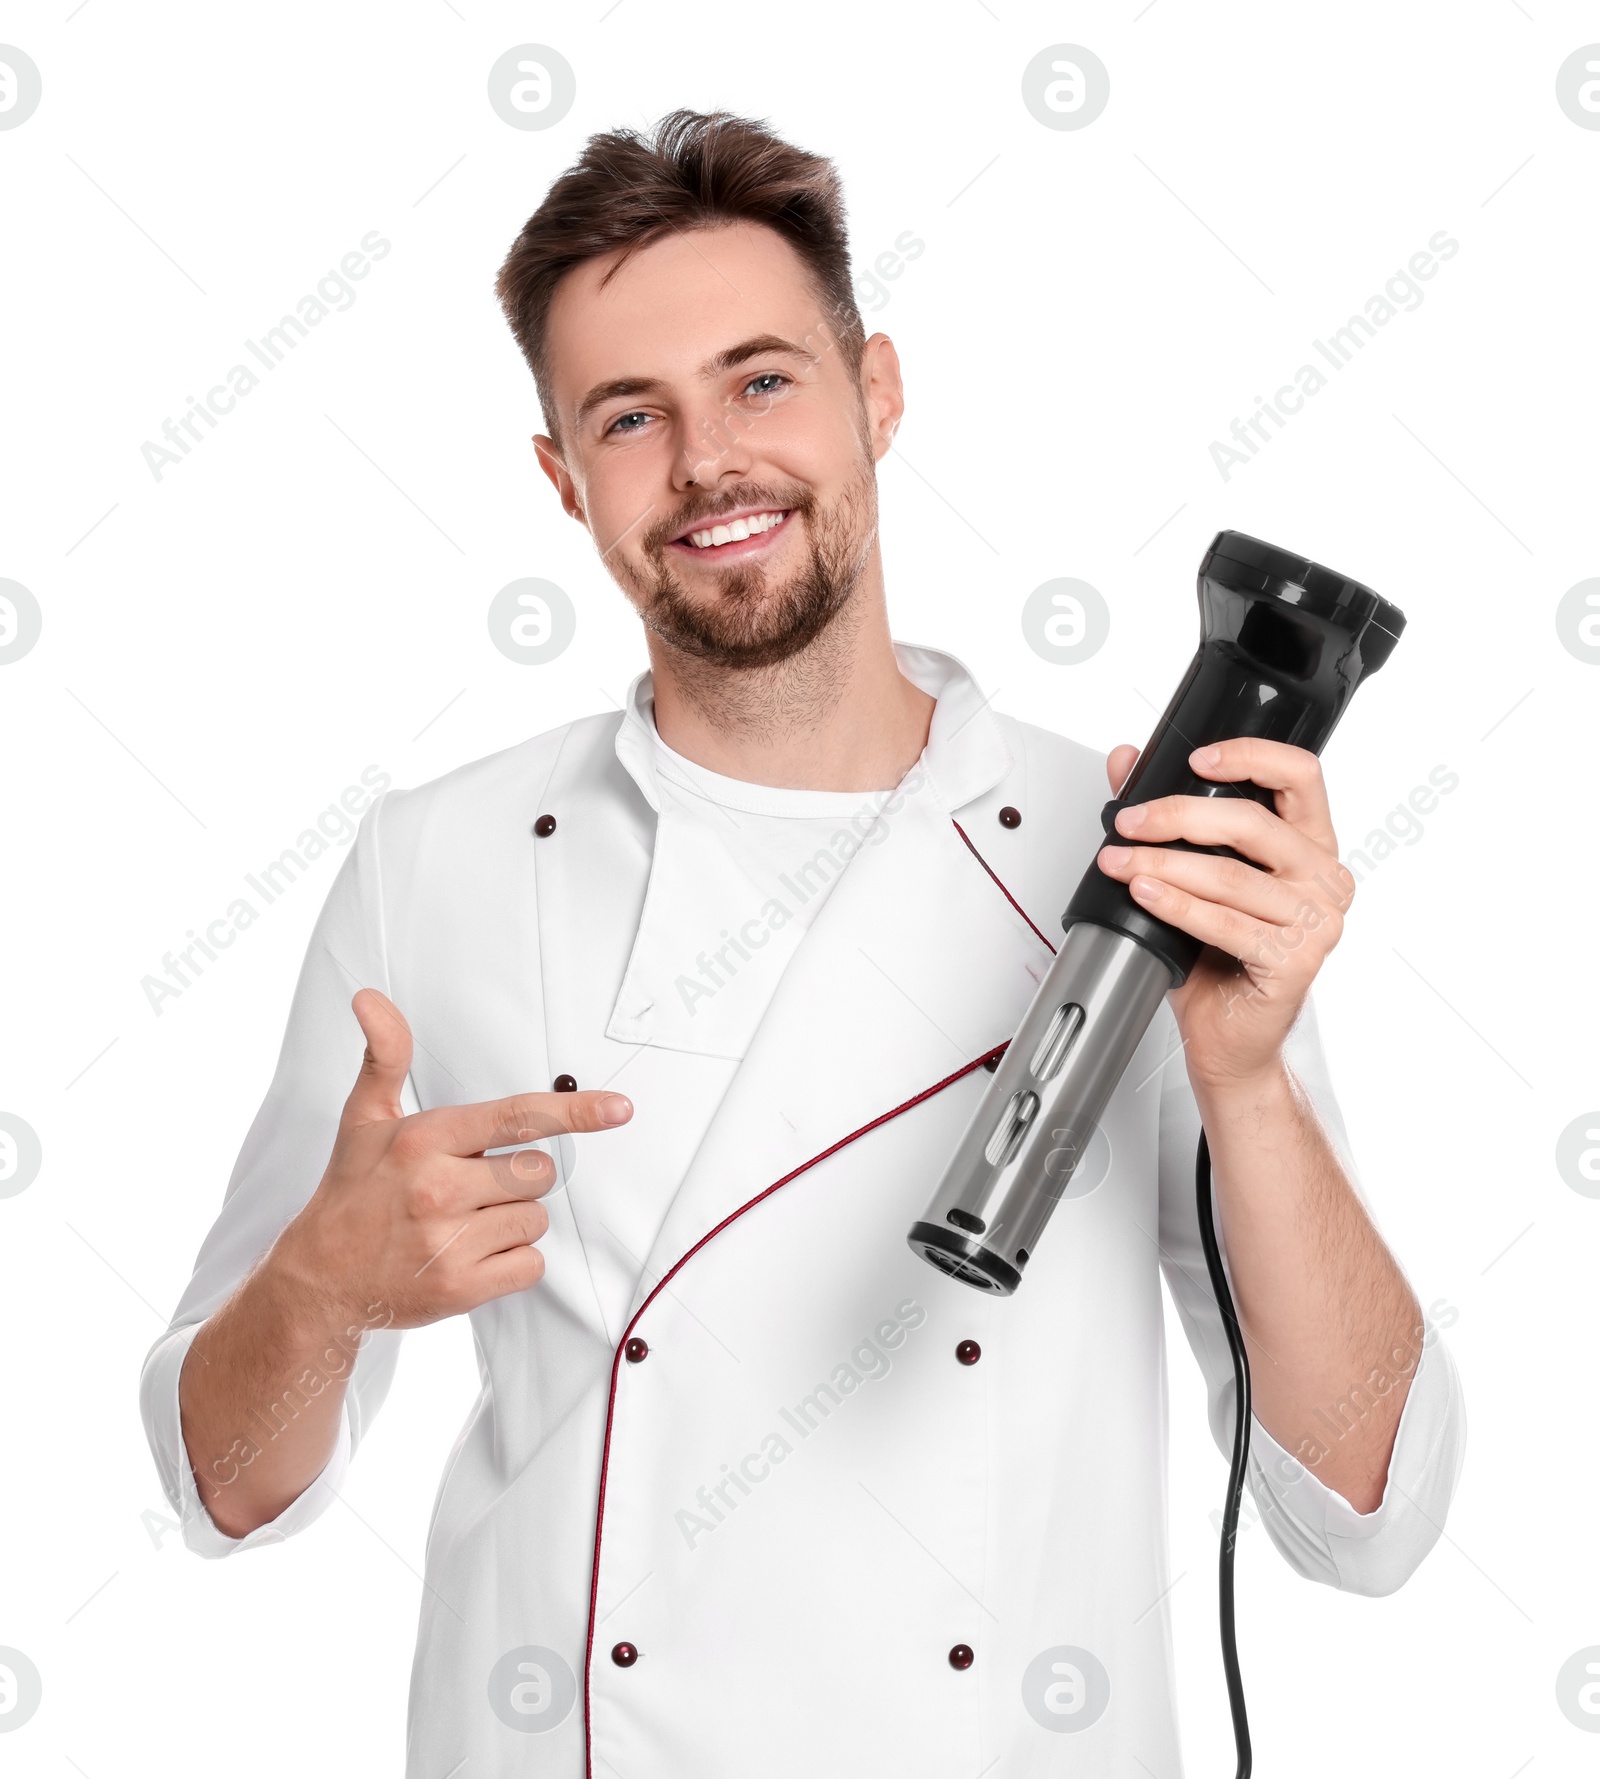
140 642 1467 1777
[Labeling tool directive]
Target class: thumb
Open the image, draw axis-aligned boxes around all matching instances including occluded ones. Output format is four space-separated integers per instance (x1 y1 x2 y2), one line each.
1106 744 1140 797
343 988 414 1126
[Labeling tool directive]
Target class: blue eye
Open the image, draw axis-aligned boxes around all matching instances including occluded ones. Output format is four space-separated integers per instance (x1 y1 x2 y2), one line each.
603 372 789 436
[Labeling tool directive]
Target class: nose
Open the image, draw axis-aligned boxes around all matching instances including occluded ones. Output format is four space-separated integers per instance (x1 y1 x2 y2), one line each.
672 391 756 492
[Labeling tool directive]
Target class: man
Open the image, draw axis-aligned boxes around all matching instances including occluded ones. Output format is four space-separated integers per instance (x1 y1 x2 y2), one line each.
142 109 1465 1776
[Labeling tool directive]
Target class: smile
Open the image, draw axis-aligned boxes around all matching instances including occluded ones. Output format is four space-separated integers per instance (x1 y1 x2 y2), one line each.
670 508 792 556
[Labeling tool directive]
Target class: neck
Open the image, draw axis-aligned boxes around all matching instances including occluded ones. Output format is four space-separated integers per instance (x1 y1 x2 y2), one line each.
645 557 934 792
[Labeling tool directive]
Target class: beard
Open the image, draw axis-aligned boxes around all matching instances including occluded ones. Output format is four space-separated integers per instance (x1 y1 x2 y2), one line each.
614 457 877 673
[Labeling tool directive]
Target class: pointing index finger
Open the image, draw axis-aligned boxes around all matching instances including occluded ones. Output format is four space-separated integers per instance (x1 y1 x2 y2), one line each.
423 1089 634 1158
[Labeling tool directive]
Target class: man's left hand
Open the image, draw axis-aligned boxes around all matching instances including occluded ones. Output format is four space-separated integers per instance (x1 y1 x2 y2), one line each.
1096 737 1355 1092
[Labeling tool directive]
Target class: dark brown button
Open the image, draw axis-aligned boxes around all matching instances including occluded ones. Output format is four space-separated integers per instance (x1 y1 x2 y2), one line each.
625 1337 649 1364
553 1074 577 1093
998 806 1021 829
982 1054 1000 1073
948 1643 975 1670
611 1642 638 1667
956 1340 981 1366
533 813 557 837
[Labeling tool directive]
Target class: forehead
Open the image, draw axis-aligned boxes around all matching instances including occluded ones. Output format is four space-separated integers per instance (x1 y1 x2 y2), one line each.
543 221 835 414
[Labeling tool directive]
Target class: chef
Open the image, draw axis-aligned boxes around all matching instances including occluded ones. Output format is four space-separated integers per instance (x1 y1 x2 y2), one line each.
141 108 1467 1776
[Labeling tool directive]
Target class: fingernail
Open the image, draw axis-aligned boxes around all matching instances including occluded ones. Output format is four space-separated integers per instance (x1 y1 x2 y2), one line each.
1131 875 1164 901
600 1094 633 1126
1116 804 1146 833
1100 844 1132 868
1191 745 1221 768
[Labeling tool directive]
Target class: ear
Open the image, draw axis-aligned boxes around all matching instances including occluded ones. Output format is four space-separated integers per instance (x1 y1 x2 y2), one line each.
858 333 906 464
534 434 586 526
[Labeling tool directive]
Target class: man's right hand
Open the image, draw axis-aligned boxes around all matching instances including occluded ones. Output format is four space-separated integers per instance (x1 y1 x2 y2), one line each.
177 988 633 1539
271 988 634 1330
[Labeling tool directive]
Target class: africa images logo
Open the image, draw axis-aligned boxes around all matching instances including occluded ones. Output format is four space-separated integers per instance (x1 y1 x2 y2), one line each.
674 1300 927 1549
139 232 392 481
1209 230 1460 481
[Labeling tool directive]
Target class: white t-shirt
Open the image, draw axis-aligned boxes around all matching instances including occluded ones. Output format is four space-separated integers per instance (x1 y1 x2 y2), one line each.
624 722 899 1058
596 702 906 1323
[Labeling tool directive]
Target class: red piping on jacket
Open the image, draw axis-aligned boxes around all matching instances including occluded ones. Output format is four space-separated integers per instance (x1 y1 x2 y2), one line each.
581 819 1048 1771
950 819 1058 956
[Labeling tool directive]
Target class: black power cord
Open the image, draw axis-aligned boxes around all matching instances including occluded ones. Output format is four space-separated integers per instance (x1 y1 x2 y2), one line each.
1193 1129 1253 1779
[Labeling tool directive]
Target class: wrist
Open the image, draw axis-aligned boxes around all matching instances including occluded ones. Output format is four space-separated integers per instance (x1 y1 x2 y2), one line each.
255 1218 376 1352
1187 1052 1295 1119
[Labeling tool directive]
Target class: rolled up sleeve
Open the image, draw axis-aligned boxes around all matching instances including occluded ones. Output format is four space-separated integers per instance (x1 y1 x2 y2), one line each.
1240 1329 1465 1594
140 1319 365 1557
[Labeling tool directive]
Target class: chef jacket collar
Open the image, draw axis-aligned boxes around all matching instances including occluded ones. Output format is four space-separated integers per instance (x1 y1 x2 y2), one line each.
612 640 1011 814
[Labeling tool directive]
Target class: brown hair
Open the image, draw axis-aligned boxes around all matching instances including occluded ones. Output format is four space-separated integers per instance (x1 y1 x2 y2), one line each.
495 108 866 449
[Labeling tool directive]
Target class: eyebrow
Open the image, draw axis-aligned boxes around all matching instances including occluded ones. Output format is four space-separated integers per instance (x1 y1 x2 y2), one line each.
572 333 818 431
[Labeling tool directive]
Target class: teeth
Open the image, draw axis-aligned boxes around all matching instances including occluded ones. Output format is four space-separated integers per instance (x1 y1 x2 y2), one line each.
686 510 786 549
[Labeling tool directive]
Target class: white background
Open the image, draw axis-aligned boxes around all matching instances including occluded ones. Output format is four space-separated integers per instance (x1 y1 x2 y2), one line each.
1 2 1596 1774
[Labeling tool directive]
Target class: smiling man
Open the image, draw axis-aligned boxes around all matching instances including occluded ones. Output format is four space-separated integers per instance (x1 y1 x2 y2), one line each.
143 110 1466 1777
